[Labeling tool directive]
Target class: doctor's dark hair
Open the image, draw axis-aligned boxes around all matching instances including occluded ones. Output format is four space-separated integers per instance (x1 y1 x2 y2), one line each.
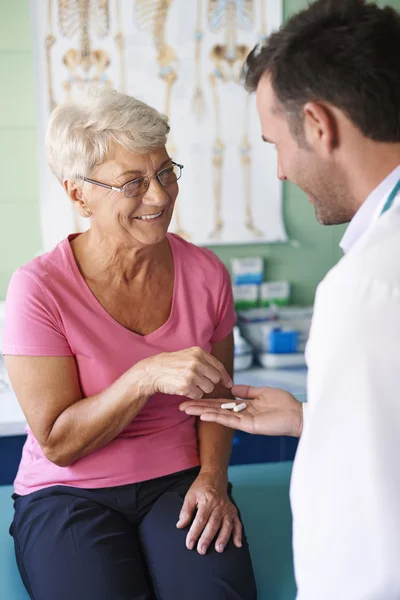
245 0 400 142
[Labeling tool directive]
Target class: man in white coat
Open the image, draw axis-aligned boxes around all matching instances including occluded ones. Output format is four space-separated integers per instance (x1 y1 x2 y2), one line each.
181 0 400 597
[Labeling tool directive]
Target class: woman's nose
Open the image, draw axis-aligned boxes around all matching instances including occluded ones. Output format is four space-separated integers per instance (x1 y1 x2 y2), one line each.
142 177 169 206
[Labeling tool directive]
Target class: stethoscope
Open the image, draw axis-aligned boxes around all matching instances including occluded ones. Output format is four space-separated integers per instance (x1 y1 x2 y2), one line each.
380 178 400 215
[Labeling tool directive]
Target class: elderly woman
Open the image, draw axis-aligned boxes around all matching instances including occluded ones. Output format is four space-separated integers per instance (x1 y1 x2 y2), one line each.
3 91 256 600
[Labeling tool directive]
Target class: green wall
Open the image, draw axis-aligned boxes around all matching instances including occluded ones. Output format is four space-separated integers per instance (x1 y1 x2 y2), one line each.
0 2 41 299
1 0 399 304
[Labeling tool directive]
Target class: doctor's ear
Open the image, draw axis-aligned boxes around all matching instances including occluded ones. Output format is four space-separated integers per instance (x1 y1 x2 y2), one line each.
303 101 339 154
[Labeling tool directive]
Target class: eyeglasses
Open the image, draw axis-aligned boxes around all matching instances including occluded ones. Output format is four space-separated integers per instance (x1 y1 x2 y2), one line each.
78 161 183 199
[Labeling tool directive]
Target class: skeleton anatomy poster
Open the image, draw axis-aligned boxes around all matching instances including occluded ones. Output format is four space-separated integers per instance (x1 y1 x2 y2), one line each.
31 0 286 250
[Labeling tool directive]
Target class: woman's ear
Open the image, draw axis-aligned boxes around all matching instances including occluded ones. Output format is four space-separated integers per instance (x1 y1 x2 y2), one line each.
63 180 91 218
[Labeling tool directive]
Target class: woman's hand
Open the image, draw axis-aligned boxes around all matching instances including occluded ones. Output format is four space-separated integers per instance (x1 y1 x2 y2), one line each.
176 469 242 555
140 347 233 400
180 384 303 437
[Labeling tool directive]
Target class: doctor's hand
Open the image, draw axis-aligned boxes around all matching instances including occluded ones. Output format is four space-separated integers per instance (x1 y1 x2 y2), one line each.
180 384 303 438
176 469 242 555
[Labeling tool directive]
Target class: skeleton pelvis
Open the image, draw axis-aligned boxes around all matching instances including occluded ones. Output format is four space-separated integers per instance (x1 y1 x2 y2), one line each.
210 44 250 81
62 48 110 73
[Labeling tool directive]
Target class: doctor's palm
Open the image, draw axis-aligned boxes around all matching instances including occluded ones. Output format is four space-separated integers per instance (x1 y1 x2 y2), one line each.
180 384 303 438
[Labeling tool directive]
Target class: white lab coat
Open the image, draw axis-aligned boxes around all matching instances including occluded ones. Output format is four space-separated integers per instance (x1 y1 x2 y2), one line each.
290 191 400 599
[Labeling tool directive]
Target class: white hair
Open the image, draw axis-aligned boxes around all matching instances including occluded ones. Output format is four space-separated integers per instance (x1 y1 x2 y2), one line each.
46 89 170 183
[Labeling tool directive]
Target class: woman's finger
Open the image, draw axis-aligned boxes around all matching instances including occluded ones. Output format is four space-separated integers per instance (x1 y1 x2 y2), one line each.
194 375 215 395
232 514 243 548
202 352 233 388
186 500 213 551
196 362 223 386
196 508 223 555
214 514 234 553
176 492 197 529
185 386 204 400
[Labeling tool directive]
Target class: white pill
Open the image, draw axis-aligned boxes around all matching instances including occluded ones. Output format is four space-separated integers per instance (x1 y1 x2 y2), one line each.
233 402 247 413
221 402 236 409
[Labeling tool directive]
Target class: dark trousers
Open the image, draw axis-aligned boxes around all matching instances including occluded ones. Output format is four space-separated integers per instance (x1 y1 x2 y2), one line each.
10 467 257 600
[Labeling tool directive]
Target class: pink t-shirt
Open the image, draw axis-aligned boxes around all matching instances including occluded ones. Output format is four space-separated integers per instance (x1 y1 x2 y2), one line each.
3 233 236 495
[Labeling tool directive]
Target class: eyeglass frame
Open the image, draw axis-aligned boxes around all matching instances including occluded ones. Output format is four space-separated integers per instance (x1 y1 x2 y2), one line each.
77 161 184 198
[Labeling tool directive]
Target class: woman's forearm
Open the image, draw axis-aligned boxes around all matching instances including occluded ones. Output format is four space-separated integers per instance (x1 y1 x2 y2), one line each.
44 366 152 467
197 419 234 478
198 367 235 476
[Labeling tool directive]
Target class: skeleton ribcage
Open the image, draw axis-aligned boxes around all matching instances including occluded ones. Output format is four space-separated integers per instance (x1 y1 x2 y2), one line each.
208 0 254 32
134 0 172 47
57 0 110 39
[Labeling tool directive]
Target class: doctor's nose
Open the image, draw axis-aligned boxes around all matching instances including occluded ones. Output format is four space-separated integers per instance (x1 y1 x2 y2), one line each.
277 162 287 182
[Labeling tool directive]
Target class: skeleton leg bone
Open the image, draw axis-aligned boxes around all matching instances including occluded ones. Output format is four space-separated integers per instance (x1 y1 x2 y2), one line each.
46 0 56 111
241 93 263 237
159 44 190 239
208 71 225 240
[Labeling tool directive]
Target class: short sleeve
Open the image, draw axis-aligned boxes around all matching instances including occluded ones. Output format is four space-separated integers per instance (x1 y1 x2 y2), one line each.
2 269 73 356
211 263 237 343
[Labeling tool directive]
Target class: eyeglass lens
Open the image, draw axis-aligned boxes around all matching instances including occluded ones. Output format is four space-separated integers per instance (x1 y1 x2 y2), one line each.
123 164 181 198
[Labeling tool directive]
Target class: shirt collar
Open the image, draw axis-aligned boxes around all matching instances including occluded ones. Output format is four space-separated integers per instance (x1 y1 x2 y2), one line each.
340 165 400 254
